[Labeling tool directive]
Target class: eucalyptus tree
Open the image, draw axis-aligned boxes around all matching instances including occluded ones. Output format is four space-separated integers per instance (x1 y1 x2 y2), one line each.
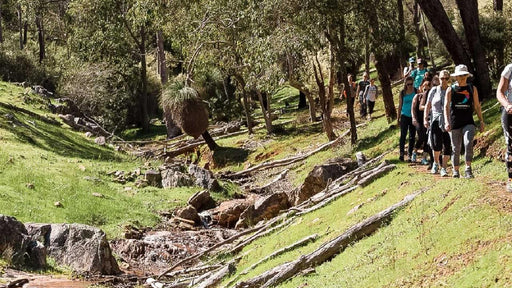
69 0 161 132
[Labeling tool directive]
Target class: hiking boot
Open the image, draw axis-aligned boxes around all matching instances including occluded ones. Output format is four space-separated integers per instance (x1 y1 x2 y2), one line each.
464 167 474 179
431 163 439 174
421 158 429 165
411 152 417 162
440 168 448 177
507 180 512 193
452 169 460 178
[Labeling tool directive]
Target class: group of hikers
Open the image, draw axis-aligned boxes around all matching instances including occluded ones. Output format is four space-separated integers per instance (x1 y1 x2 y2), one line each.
345 57 512 192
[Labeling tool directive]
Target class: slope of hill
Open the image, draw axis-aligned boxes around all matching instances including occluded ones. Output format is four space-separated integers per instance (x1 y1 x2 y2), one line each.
1 79 512 287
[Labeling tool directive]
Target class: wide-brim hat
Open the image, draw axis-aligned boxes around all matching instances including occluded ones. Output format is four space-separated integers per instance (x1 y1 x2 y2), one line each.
451 64 473 77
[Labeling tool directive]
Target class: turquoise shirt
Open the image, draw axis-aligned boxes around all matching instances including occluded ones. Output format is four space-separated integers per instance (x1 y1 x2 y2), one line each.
411 68 427 89
401 91 415 117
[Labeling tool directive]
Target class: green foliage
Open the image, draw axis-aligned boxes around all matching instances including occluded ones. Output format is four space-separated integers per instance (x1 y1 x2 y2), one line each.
0 49 56 88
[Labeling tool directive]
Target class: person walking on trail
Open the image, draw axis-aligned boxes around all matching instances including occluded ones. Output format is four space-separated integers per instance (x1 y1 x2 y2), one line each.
424 70 452 177
411 58 429 90
444 64 485 178
411 80 432 166
496 63 512 192
403 57 416 78
356 72 370 118
363 78 378 120
398 76 417 162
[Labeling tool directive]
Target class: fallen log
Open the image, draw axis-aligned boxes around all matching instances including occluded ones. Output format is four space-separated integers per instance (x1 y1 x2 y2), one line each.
249 169 289 194
157 225 263 279
357 164 396 187
236 188 428 288
223 123 367 180
240 234 318 275
195 261 236 288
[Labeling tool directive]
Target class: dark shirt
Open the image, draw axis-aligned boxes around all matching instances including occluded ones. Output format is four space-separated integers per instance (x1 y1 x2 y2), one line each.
450 85 474 129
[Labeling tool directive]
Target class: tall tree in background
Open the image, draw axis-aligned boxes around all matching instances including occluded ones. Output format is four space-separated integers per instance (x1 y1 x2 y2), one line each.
494 0 503 11
455 0 492 98
0 1 3 43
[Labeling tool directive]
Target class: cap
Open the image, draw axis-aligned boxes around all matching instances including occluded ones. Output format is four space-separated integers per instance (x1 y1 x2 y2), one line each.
408 57 416 63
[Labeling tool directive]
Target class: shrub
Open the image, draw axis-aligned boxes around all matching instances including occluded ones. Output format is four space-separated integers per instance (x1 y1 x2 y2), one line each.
57 62 138 132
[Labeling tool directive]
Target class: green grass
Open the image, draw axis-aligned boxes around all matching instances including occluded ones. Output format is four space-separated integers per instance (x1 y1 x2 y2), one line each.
0 82 202 237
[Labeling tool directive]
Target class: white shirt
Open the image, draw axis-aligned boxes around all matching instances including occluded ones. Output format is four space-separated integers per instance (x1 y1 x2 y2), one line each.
502 64 512 102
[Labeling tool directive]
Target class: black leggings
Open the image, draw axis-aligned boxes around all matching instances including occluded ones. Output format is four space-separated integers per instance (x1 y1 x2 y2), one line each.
501 109 512 178
431 120 452 156
400 115 416 157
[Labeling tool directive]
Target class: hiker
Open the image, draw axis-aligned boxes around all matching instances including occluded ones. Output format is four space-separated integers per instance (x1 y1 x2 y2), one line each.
496 63 512 191
444 64 485 178
397 76 417 162
403 57 416 78
424 70 452 177
411 58 429 90
356 72 370 118
363 78 378 120
343 74 356 101
411 80 432 165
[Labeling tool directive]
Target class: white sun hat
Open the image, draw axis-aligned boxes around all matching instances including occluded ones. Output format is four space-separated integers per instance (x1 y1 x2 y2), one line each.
451 64 473 77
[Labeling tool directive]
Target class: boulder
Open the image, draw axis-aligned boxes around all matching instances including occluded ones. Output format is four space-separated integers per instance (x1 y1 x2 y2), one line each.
0 215 29 266
211 198 255 228
145 169 163 188
289 158 358 206
188 164 221 191
188 190 216 212
236 192 290 229
174 205 201 225
161 169 194 188
25 223 120 275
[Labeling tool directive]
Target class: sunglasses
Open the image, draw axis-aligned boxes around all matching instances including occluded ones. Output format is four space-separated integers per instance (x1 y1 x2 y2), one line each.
406 83 413 86
440 77 449 80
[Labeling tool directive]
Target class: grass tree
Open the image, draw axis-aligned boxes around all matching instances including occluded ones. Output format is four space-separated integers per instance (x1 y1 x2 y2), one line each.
161 79 218 151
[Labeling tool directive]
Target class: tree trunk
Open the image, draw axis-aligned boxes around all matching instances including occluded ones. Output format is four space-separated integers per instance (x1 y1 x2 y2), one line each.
413 1 425 58
36 12 45 64
494 0 503 11
289 81 316 122
0 3 3 43
17 5 23 50
417 0 472 67
163 108 182 139
365 3 397 122
257 90 273 134
23 21 27 46
397 0 405 71
375 56 397 122
298 91 307 109
201 130 218 151
364 37 370 75
455 0 492 99
421 11 435 69
234 74 253 134
156 30 168 84
313 56 336 141
139 26 150 132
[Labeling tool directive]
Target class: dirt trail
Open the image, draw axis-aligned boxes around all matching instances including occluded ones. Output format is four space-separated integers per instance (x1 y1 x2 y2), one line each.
0 269 93 288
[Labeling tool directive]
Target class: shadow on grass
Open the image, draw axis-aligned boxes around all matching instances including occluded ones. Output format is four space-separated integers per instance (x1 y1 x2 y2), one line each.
212 146 250 167
272 122 323 138
121 124 168 141
0 108 121 161
354 123 398 152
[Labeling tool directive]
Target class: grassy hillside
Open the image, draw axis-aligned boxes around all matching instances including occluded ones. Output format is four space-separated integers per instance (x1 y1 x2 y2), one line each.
0 82 202 237
2 78 512 287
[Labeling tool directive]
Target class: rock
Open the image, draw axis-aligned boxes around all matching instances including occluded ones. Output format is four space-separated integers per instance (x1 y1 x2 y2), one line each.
188 164 221 191
85 132 94 138
145 169 163 188
0 215 30 266
356 152 367 166
289 158 358 206
188 190 216 212
25 223 120 275
236 192 290 229
211 197 256 228
95 136 106 146
26 241 47 268
161 169 194 188
54 201 63 208
174 205 201 225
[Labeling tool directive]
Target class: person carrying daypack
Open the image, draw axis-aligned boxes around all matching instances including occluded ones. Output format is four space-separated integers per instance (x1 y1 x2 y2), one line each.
424 70 452 177
363 78 378 120
356 72 370 118
412 79 433 166
496 63 512 192
443 65 485 178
